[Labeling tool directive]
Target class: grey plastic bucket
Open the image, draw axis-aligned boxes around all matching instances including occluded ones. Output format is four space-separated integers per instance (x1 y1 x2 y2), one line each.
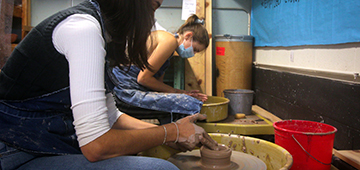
223 89 254 115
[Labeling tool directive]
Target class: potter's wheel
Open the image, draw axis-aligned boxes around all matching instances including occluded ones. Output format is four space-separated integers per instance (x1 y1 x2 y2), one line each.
168 149 267 170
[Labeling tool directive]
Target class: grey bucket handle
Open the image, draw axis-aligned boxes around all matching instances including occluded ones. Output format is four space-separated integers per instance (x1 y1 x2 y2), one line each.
292 135 331 165
223 34 245 41
224 34 232 39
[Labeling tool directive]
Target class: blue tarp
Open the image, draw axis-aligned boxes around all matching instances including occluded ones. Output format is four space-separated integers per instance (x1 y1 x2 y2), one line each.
251 0 360 47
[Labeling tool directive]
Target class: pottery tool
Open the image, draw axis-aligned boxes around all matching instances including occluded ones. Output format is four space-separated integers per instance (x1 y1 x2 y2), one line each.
235 113 246 119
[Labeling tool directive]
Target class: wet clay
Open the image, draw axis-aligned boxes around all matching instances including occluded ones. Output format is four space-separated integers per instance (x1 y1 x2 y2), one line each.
168 144 267 170
200 144 232 169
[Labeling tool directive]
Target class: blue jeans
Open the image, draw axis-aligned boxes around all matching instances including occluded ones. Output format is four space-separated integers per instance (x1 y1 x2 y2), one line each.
0 142 179 170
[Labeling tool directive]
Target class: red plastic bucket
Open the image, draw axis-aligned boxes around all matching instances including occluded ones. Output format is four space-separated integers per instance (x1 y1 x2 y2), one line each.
274 120 337 170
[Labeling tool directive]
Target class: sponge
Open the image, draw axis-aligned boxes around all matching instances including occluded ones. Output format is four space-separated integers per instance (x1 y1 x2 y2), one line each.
235 113 246 119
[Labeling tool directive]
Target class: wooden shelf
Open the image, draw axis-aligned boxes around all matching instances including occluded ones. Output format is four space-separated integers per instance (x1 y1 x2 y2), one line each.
21 0 31 39
11 0 31 52
13 5 22 18
11 44 18 51
23 25 33 32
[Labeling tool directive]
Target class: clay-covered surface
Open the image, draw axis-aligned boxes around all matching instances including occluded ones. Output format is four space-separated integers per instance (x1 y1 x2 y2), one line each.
140 133 293 170
168 149 266 170
196 114 274 135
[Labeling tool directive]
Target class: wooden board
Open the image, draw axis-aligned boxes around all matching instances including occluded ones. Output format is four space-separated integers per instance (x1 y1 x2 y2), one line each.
333 150 360 170
205 0 213 95
251 105 282 123
11 43 17 51
185 0 206 93
185 54 205 93
22 0 31 39
13 4 22 18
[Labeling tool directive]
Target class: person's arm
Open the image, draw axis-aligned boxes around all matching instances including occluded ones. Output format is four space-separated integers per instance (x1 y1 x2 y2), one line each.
81 123 177 162
104 93 156 130
111 113 157 130
82 113 218 162
137 31 184 93
156 72 207 101
158 73 165 83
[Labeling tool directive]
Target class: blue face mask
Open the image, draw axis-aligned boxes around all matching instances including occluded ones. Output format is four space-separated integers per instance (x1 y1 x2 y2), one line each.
176 39 195 59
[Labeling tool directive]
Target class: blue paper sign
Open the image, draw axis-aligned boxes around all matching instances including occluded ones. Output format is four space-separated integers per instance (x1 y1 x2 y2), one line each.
251 0 360 47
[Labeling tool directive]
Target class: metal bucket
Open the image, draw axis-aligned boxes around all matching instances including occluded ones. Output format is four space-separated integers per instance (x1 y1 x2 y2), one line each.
223 89 254 115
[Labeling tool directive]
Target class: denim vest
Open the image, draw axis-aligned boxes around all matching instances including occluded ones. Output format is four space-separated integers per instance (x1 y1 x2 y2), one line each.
0 0 115 155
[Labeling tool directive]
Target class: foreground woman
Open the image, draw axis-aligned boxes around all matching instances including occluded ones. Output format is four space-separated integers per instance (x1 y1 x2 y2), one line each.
0 0 217 169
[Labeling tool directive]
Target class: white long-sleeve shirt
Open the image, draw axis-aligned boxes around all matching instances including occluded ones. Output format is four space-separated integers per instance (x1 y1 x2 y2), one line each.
52 14 122 147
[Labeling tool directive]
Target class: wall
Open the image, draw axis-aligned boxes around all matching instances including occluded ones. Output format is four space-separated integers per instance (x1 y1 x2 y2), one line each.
30 0 184 32
255 44 360 78
253 29 360 150
250 0 360 150
154 0 183 33
31 0 82 26
212 0 251 36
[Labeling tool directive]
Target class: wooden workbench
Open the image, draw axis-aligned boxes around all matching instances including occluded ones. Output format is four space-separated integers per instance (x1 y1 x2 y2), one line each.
333 150 360 170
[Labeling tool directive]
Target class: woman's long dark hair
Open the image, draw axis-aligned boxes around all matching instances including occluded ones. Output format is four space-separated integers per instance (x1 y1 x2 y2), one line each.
96 0 154 70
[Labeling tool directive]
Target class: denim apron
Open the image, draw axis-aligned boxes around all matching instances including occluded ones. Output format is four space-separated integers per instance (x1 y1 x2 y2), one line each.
112 58 203 115
0 87 80 155
0 68 115 170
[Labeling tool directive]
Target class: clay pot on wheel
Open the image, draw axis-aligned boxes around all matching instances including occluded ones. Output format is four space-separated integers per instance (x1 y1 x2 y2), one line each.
200 144 232 169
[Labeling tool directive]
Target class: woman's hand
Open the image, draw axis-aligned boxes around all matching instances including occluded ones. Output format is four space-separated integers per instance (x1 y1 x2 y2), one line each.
174 89 208 102
185 90 208 102
172 113 218 151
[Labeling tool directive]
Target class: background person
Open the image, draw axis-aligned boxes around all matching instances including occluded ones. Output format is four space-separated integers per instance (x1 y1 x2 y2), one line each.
112 15 209 123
